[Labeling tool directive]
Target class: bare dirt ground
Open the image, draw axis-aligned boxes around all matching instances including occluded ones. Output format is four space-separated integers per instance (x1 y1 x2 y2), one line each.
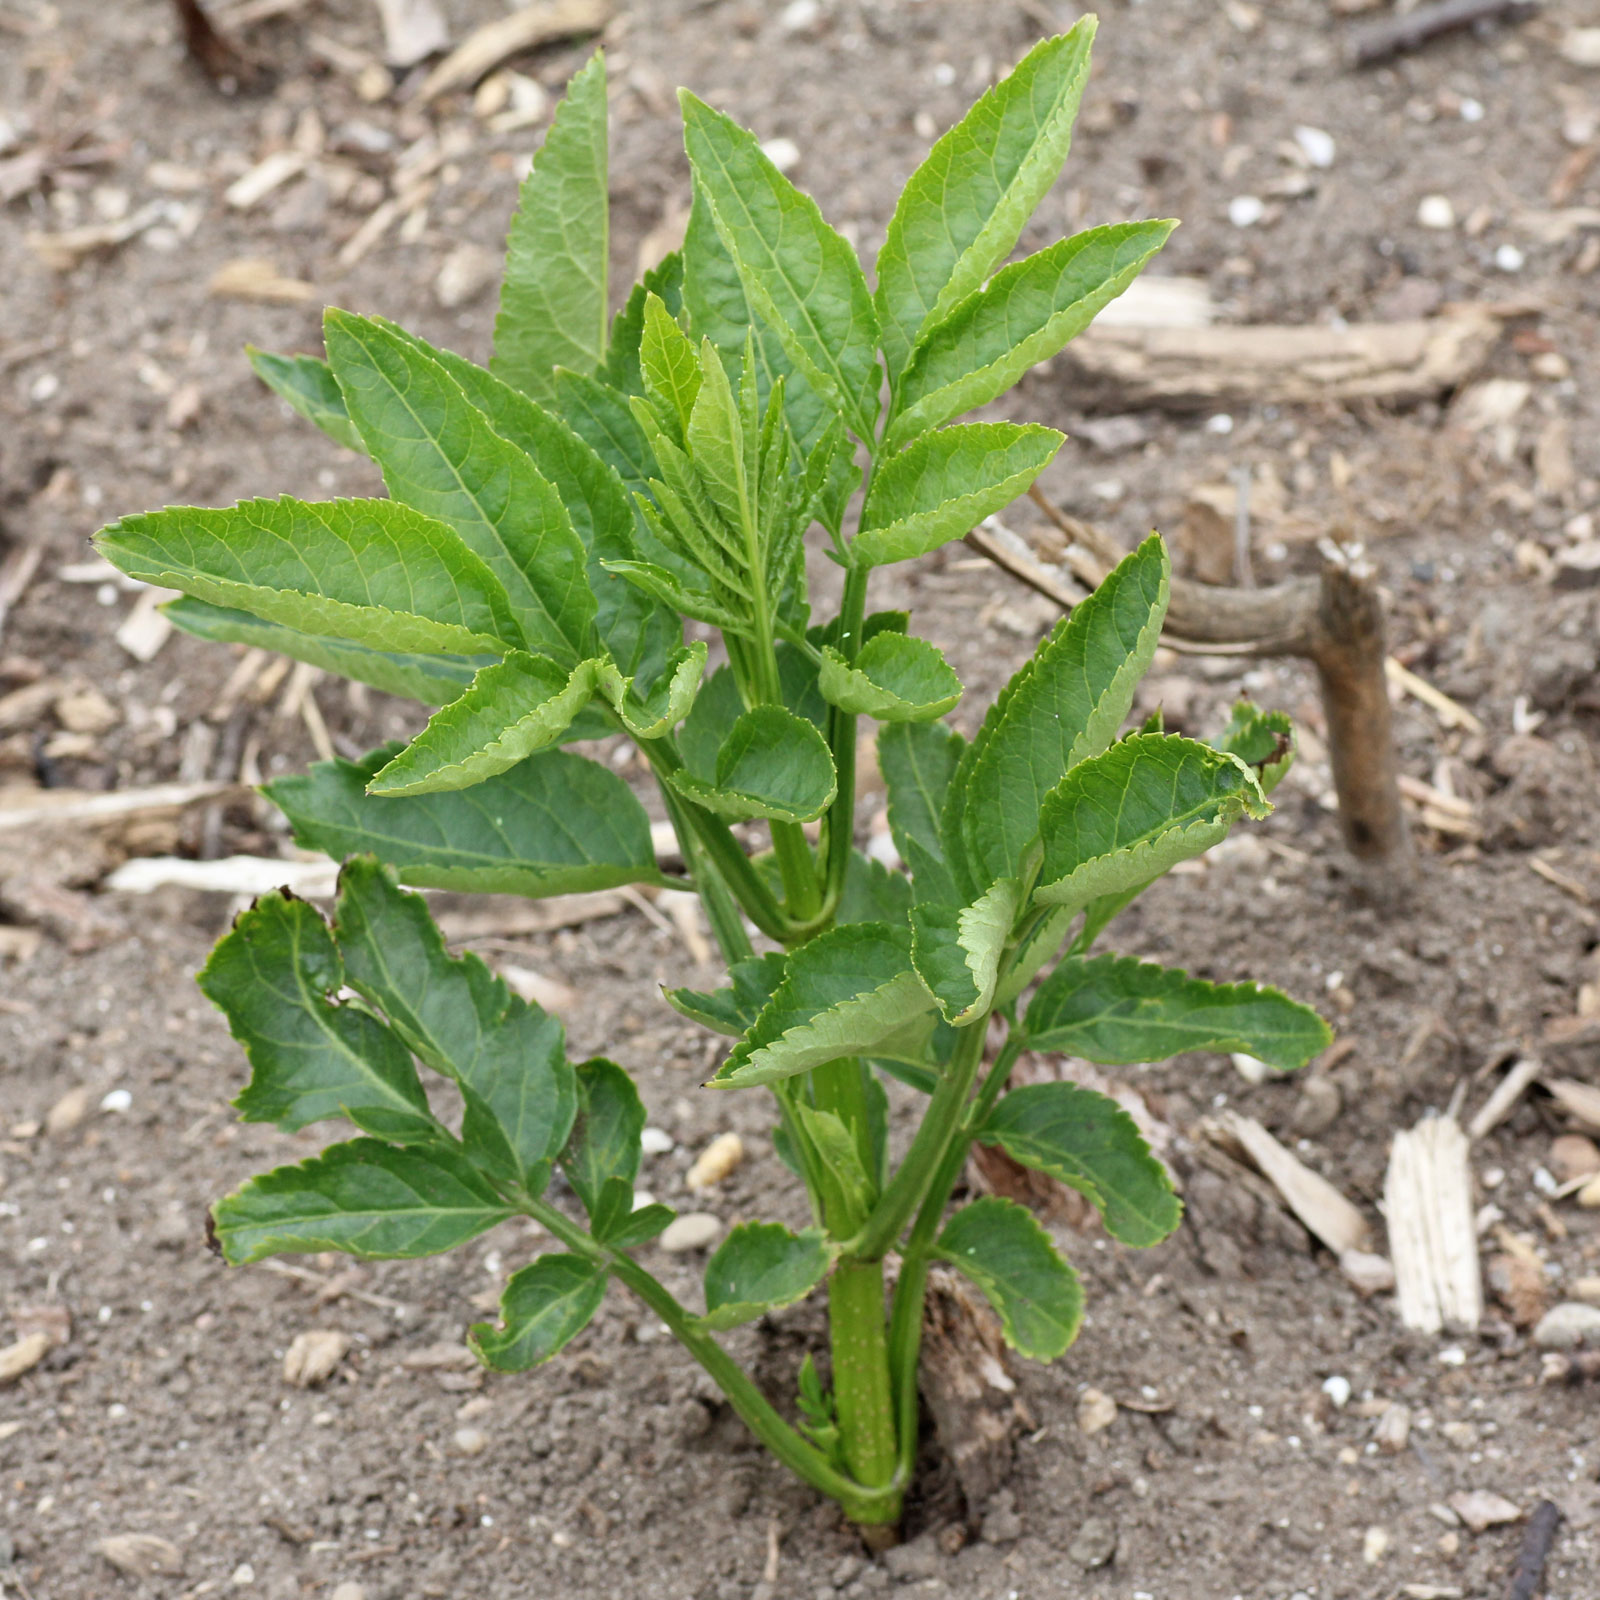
4 1 1600 1597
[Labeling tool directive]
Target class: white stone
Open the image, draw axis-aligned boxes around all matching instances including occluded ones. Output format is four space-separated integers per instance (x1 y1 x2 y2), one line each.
760 138 801 174
1533 1301 1600 1350
1293 125 1335 169
659 1212 722 1253
1494 243 1525 273
99 1089 132 1113
452 1426 489 1456
1417 194 1455 230
779 0 821 30
1227 194 1265 228
639 1127 674 1156
1322 1375 1352 1409
433 242 500 309
1559 27 1600 67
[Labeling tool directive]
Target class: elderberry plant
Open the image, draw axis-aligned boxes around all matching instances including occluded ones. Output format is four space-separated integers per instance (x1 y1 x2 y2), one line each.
98 20 1329 1530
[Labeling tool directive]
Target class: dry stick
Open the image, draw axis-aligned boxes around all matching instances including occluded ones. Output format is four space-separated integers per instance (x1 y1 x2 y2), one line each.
168 0 268 89
1007 488 1410 869
0 540 43 650
1506 1499 1563 1600
1346 0 1538 68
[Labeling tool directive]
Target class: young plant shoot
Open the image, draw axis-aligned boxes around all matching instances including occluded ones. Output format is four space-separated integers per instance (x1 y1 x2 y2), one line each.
98 20 1330 1531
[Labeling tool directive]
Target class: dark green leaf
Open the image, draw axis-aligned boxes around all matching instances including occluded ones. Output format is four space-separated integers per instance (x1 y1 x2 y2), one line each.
835 850 913 928
712 922 938 1089
852 423 1063 567
1034 734 1269 911
554 369 657 502
560 1058 645 1220
700 1222 833 1330
469 1253 608 1370
680 92 879 439
198 890 434 1137
492 52 609 402
935 1195 1083 1360
888 220 1176 450
665 950 789 1037
878 719 964 908
247 347 363 452
267 745 662 899
324 310 595 661
332 859 577 1189
976 1081 1181 1248
818 632 962 722
1213 701 1295 794
96 495 518 656
1023 953 1330 1072
669 704 837 824
212 1138 515 1265
874 22 1097 383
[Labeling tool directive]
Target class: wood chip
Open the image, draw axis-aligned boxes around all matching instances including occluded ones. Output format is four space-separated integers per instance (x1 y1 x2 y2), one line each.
417 0 614 102
1447 1489 1522 1534
1214 1110 1371 1255
499 963 578 1016
1062 313 1498 410
26 199 167 270
114 585 178 661
283 1328 351 1387
1386 1114 1482 1334
1467 1056 1542 1140
1546 1078 1600 1134
398 1341 478 1371
1385 658 1485 735
0 538 43 649
372 0 449 66
106 854 340 897
1374 1400 1412 1453
0 782 234 833
436 890 628 941
1529 855 1590 905
209 257 316 303
94 1534 185 1577
224 149 307 210
0 1331 51 1384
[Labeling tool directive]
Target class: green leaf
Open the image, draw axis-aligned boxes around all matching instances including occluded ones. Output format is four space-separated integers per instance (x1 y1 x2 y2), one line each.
959 533 1171 890
163 596 485 707
1023 953 1330 1072
1034 733 1269 911
367 654 605 797
640 292 704 441
665 950 789 1037
212 1139 515 1265
976 1081 1181 1248
1213 701 1295 794
910 876 1020 1025
324 309 595 662
835 849 913 928
878 719 964 908
852 423 1062 568
600 1196 676 1250
560 1058 645 1220
267 745 662 899
601 640 706 739
685 334 752 538
699 1222 833 1330
197 890 435 1138
818 633 962 722
247 347 364 452
992 903 1077 1009
669 704 837 824
554 369 657 501
96 495 518 657
332 859 577 1189
679 92 879 439
469 1254 608 1370
935 1195 1083 1360
598 251 685 396
887 220 1176 451
712 923 938 1089
601 557 746 635
793 1103 874 1232
492 52 608 402
873 21 1097 383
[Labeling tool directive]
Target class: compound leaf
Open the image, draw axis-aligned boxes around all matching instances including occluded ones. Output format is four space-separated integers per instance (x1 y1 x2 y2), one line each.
976 1081 1181 1248
96 495 517 657
1023 954 1330 1073
469 1253 608 1370
267 745 662 899
212 1138 515 1265
712 922 938 1089
874 21 1097 382
888 220 1175 450
198 890 435 1138
1034 733 1269 911
493 52 609 401
935 1195 1083 1360
853 422 1063 568
818 632 962 722
700 1222 833 1331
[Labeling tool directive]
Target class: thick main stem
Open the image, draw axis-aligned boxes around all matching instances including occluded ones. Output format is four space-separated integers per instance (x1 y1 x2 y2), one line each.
828 1258 898 1505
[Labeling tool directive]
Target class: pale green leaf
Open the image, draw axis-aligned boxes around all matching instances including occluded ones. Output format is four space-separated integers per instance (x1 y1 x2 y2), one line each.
874 21 1097 382
1023 953 1330 1072
212 1139 515 1265
679 91 880 438
266 745 663 899
699 1222 833 1330
818 632 962 722
668 704 837 824
600 640 706 739
470 1253 608 1370
793 1103 875 1232
1034 733 1269 911
851 422 1062 568
367 654 605 797
640 292 704 440
247 347 364 453
96 495 518 657
600 557 747 634
598 251 685 396
936 1195 1083 1360
976 1082 1180 1248
493 52 609 401
887 220 1176 451
324 309 595 661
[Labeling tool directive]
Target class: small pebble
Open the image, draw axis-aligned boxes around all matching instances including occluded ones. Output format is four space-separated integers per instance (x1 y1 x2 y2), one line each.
1067 1515 1117 1569
760 138 801 174
1550 1134 1600 1183
779 0 821 31
1362 1525 1389 1565
1572 1276 1600 1305
1374 1401 1411 1454
1293 125 1335 168
45 1086 92 1137
230 1562 255 1586
1494 243 1525 273
1559 26 1600 67
640 1127 674 1156
1321 1375 1351 1409
1533 1301 1600 1350
1227 194 1264 228
1448 1489 1522 1534
1417 194 1455 230
1579 1174 1600 1209
282 1329 351 1388
453 1427 489 1456
329 1586 368 1600
659 1212 722 1253
95 1535 184 1577
434 242 501 309
1076 1387 1118 1435
100 1089 132 1114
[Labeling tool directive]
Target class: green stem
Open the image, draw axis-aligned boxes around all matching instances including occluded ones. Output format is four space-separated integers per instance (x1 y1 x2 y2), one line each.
827 1258 898 1498
771 820 822 925
821 563 869 916
850 1017 988 1262
661 786 753 966
526 1196 899 1523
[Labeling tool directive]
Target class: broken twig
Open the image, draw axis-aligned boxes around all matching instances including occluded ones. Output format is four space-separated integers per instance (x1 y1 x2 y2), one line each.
1347 0 1538 69
1505 1499 1562 1600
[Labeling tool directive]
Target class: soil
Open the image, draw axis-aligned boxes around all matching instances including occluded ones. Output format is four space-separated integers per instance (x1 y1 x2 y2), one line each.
4 1 1600 1597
